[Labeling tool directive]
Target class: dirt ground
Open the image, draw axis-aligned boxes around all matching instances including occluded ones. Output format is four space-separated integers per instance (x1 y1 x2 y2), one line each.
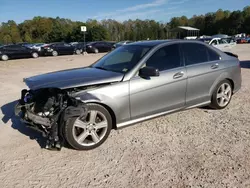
0 45 250 188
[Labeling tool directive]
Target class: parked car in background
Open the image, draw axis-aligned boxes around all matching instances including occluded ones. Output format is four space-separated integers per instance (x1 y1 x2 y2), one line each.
85 41 114 53
199 37 235 51
236 38 248 44
15 40 241 150
113 40 134 49
210 38 235 51
41 42 81 56
0 44 39 61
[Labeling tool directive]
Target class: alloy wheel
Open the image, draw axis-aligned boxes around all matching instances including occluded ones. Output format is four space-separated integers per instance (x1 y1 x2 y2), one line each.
32 52 38 58
72 110 108 146
52 51 58 56
216 83 232 107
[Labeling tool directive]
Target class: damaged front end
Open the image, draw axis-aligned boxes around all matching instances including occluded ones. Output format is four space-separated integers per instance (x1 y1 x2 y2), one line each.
15 88 88 150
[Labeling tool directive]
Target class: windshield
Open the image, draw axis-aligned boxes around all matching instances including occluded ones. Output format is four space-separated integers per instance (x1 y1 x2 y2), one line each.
91 45 152 73
117 41 126 44
35 43 44 47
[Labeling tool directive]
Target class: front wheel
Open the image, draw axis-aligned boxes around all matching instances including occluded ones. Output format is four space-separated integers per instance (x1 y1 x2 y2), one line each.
75 49 81 55
210 80 232 109
94 48 99 54
32 52 39 58
63 103 112 150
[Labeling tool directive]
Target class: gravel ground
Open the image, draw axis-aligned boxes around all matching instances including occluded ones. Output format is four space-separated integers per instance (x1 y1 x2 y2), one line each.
0 45 250 188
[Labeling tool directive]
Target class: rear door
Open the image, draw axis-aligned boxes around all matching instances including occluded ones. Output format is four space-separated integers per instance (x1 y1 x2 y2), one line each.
18 46 32 57
94 42 104 52
181 42 222 106
53 43 64 54
63 43 75 54
103 42 112 52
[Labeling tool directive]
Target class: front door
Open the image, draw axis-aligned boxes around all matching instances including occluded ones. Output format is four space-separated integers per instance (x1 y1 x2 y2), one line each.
129 44 187 120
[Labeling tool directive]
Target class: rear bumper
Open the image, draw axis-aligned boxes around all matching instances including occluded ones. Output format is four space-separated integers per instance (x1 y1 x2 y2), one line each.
233 67 242 94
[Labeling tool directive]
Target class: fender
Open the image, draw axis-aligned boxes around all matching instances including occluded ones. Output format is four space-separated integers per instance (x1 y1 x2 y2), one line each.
74 92 120 120
209 71 232 96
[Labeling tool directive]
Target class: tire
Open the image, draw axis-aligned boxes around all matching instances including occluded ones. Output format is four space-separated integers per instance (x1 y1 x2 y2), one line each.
64 103 112 150
1 54 9 61
210 80 233 109
94 48 99 54
32 52 39 58
52 51 58 56
75 49 81 55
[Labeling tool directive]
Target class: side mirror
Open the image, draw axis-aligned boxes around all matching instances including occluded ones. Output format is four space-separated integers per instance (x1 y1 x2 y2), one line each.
139 66 159 78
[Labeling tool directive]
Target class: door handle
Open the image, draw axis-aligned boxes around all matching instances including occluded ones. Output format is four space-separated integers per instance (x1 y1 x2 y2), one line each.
173 71 184 79
211 63 219 69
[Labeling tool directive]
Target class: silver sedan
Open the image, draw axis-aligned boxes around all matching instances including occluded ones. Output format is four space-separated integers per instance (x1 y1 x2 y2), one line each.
15 40 242 150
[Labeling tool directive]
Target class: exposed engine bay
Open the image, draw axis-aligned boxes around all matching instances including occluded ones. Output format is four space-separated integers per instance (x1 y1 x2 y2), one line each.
15 88 88 150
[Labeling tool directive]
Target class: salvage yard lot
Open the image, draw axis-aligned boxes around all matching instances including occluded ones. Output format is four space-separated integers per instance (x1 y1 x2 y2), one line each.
0 45 250 188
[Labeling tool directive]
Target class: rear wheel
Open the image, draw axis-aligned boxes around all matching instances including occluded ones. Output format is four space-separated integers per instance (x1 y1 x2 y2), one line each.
64 103 112 150
210 80 232 109
1 54 9 61
52 51 58 56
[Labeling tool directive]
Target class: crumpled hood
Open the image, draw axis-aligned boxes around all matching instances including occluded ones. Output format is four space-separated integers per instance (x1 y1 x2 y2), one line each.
24 67 124 90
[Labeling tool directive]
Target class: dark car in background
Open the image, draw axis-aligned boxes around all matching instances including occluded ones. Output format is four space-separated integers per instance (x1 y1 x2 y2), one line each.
236 38 248 44
0 44 39 61
85 41 114 53
41 42 81 56
113 40 134 49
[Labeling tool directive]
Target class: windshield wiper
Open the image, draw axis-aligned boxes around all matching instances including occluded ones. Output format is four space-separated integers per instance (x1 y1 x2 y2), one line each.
94 66 124 73
94 66 109 71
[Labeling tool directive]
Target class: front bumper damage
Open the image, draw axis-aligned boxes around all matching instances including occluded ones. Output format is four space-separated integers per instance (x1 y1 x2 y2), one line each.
15 88 88 150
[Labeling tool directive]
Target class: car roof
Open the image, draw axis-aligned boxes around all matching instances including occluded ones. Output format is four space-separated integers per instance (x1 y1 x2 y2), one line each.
126 39 212 47
128 40 174 47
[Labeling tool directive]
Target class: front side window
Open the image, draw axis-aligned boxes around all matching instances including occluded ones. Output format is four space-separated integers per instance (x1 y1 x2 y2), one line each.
145 44 181 71
211 40 218 45
182 43 209 66
92 45 152 73
218 39 228 44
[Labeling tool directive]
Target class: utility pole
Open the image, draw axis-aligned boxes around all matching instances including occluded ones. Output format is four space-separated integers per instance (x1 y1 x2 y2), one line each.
81 26 87 55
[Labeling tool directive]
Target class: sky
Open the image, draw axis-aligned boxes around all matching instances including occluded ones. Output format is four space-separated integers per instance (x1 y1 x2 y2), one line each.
0 0 249 23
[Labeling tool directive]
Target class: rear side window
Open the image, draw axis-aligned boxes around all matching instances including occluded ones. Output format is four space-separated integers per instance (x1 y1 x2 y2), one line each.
182 43 208 66
5 45 20 49
146 44 181 71
207 48 220 61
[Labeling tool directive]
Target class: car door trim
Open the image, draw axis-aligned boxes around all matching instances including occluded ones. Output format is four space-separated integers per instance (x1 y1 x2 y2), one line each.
116 106 183 129
116 100 210 129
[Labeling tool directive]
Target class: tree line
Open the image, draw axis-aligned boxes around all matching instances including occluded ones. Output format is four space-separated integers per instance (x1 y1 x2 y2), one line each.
0 6 249 45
